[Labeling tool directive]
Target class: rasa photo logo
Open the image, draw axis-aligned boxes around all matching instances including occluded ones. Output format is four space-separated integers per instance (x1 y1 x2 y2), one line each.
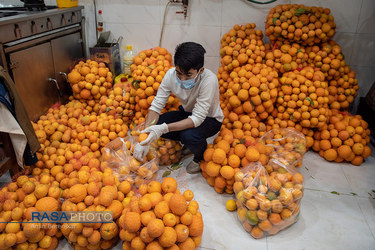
31 211 113 223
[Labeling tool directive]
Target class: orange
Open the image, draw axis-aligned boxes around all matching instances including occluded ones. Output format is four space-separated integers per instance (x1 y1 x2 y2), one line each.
245 147 260 162
161 177 177 193
169 193 187 216
250 226 264 239
148 181 162 193
154 201 170 219
123 212 141 233
188 215 203 237
212 148 226 164
141 211 156 226
183 190 194 202
140 227 154 243
158 227 177 248
147 218 165 238
324 149 337 162
163 213 177 227
337 145 352 160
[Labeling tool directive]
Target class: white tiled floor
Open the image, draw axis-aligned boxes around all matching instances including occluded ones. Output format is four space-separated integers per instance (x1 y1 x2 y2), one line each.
2 150 374 249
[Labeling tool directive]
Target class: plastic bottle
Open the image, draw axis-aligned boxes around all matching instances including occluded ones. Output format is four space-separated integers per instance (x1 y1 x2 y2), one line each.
123 45 134 76
97 10 104 34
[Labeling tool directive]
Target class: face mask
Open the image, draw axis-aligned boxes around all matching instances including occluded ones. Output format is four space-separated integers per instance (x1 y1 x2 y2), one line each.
176 69 201 90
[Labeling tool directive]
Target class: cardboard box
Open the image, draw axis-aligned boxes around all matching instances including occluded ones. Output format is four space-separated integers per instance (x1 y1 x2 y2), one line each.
89 43 121 76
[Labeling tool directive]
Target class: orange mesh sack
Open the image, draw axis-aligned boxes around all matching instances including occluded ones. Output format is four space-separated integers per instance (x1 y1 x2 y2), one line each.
259 128 307 168
234 161 304 239
101 136 158 187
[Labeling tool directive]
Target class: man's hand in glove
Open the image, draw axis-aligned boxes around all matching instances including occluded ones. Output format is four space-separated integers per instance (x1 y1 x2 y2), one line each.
133 143 149 161
139 123 169 146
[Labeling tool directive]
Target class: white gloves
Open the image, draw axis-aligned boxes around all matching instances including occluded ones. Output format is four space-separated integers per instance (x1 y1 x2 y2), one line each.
140 123 169 146
133 143 149 161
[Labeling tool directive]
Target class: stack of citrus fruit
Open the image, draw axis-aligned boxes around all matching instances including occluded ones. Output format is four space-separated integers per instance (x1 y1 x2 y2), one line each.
119 177 204 249
60 170 132 250
67 59 113 102
265 4 336 46
0 174 63 249
152 138 183 166
312 110 372 165
129 47 180 129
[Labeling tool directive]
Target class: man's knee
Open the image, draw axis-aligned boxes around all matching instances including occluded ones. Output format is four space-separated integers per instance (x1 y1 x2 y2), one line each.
180 129 204 145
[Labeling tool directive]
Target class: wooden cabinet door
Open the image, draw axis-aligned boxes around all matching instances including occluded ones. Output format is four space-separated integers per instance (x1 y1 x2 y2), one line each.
9 42 59 122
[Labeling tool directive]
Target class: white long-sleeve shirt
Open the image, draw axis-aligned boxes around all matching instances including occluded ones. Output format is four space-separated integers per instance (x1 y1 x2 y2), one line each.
150 68 224 127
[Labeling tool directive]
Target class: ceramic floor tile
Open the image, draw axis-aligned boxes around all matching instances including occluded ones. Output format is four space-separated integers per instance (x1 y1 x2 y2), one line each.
300 152 353 194
342 155 375 197
356 196 375 238
267 189 375 250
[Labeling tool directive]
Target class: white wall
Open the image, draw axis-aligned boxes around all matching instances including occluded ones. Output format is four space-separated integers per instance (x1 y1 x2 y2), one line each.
19 0 375 97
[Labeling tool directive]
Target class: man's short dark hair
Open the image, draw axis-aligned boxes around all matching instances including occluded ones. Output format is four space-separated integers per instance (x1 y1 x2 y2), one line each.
174 42 206 74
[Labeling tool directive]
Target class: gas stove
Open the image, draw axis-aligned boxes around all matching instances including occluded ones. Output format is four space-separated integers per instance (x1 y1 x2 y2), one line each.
0 6 58 19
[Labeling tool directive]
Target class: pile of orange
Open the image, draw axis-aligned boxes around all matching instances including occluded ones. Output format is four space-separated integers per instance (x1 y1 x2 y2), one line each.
305 40 359 110
273 67 331 130
234 162 304 239
119 177 203 249
312 110 372 165
0 174 62 249
67 59 113 102
264 43 308 74
97 80 134 124
129 47 180 129
60 169 132 249
265 4 336 46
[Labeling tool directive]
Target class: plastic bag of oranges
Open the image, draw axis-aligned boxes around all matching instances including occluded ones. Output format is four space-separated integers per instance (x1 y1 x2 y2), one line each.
234 161 304 239
129 123 183 167
101 137 158 187
259 128 307 168
151 138 183 166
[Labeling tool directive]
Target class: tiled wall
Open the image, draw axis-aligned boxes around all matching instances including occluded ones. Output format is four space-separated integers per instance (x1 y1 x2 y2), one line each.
3 0 375 98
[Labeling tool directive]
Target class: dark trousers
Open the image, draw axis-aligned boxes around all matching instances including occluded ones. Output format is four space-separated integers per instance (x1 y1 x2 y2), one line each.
157 106 222 162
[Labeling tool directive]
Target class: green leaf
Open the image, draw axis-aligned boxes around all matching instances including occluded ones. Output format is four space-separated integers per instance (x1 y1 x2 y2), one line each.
250 101 255 108
305 97 314 106
350 192 358 196
133 122 137 128
150 119 156 125
239 138 246 145
290 113 294 120
148 66 154 69
171 162 182 170
132 79 141 89
294 8 306 17
233 36 237 42
272 17 277 24
331 191 340 195
162 170 171 177
297 49 302 53
105 107 111 112
279 96 284 98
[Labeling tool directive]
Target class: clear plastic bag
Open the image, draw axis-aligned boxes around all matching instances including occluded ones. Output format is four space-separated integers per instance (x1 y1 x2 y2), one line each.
259 128 307 168
151 138 183 166
234 161 304 239
101 136 158 187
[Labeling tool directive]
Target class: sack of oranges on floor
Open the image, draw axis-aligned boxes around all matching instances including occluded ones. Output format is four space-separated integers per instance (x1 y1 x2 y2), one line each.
0 174 63 249
60 171 135 249
234 160 304 239
119 177 203 249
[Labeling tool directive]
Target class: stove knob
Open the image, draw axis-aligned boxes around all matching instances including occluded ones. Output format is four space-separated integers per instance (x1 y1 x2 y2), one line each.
31 21 37 34
61 14 67 26
14 24 22 38
47 18 53 30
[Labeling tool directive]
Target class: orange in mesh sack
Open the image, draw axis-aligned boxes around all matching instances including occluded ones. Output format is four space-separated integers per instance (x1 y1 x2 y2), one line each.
151 138 183 166
101 135 158 187
234 155 304 239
